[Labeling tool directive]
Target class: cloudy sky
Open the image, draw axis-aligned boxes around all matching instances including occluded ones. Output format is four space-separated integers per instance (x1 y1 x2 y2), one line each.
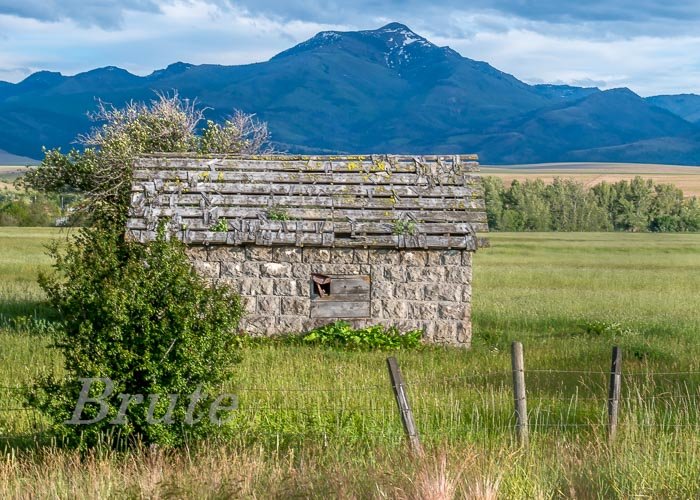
1 0 699 96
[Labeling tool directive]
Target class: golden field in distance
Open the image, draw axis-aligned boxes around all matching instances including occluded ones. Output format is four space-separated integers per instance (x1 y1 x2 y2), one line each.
481 162 700 197
0 165 27 192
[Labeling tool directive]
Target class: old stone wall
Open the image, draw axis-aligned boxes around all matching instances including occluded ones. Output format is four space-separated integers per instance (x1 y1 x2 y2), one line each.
187 246 472 346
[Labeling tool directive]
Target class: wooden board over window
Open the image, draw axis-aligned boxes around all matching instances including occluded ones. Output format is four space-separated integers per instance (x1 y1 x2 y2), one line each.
310 275 370 318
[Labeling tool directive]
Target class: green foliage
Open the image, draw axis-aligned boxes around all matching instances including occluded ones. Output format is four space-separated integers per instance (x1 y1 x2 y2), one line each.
392 219 417 235
265 207 292 221
0 191 61 226
484 175 699 232
22 94 270 226
14 95 273 448
300 321 422 350
198 111 270 155
582 320 639 338
29 225 243 448
209 218 228 232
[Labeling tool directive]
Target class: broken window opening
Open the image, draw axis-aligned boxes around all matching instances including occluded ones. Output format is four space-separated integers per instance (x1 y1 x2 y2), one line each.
312 273 332 297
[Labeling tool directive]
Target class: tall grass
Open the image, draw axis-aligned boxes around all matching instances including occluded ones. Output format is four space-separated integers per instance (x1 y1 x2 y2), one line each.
1 230 700 497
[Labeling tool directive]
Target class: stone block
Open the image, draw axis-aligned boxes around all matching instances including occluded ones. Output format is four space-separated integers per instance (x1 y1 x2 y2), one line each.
369 249 400 265
330 248 355 264
394 283 423 301
261 262 293 278
382 300 408 319
424 321 456 344
405 267 424 282
220 262 243 279
208 246 245 262
426 251 442 266
241 261 261 277
303 248 331 263
392 320 424 333
401 250 427 267
280 297 310 316
456 322 472 346
371 281 393 299
438 302 468 320
370 301 383 318
423 320 471 346
187 246 209 262
444 266 472 283
353 249 369 263
309 263 362 275
239 296 256 314
276 316 305 334
461 251 472 267
417 302 438 320
191 260 220 279
246 247 273 261
256 296 280 315
239 315 276 335
441 250 462 266
424 284 461 302
239 278 273 296
420 267 446 283
273 279 299 296
291 263 312 279
383 266 405 282
273 247 302 263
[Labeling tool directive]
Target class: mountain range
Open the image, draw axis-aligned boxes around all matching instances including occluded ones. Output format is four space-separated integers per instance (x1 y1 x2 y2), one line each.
1 22 699 165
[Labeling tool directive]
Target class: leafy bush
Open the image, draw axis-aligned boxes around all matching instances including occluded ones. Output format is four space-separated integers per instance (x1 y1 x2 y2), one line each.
299 321 422 351
582 320 639 338
20 94 273 449
23 94 271 226
29 226 243 448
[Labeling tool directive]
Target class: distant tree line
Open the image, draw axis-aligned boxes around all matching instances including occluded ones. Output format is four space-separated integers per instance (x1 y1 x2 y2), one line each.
0 191 61 226
483 176 700 232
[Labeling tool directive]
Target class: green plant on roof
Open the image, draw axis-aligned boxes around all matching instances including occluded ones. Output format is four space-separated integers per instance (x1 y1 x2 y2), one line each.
392 218 417 236
210 218 228 232
266 207 292 221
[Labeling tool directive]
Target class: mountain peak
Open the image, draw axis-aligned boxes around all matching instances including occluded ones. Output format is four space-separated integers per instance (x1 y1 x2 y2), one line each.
149 61 194 79
20 70 64 84
375 22 413 33
363 22 433 48
271 22 441 71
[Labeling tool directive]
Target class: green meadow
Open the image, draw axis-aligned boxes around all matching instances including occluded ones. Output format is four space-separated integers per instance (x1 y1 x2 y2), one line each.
1 228 700 498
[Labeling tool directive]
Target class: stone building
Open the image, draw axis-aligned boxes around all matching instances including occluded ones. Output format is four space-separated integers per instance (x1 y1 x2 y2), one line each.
126 154 488 346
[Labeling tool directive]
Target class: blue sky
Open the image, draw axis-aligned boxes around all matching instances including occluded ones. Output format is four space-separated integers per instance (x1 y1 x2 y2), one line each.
1 0 699 96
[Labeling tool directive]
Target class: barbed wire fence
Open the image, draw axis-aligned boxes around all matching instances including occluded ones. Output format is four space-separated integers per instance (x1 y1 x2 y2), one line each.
2 343 700 451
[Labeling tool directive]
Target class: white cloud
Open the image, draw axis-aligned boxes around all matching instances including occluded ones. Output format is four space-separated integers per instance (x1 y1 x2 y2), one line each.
432 27 700 96
0 1 698 96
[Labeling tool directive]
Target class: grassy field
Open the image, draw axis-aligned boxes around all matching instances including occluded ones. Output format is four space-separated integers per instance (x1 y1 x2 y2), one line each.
1 229 700 497
482 162 700 197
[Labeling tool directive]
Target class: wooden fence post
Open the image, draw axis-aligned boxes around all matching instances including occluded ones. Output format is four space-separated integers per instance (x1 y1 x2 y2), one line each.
386 356 422 455
607 346 622 442
511 341 529 447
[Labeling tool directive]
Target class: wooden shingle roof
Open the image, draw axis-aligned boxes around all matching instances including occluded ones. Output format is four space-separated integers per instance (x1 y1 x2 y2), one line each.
126 154 488 250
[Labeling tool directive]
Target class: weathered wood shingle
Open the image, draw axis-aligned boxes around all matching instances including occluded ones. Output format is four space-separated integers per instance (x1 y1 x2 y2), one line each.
127 154 488 249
